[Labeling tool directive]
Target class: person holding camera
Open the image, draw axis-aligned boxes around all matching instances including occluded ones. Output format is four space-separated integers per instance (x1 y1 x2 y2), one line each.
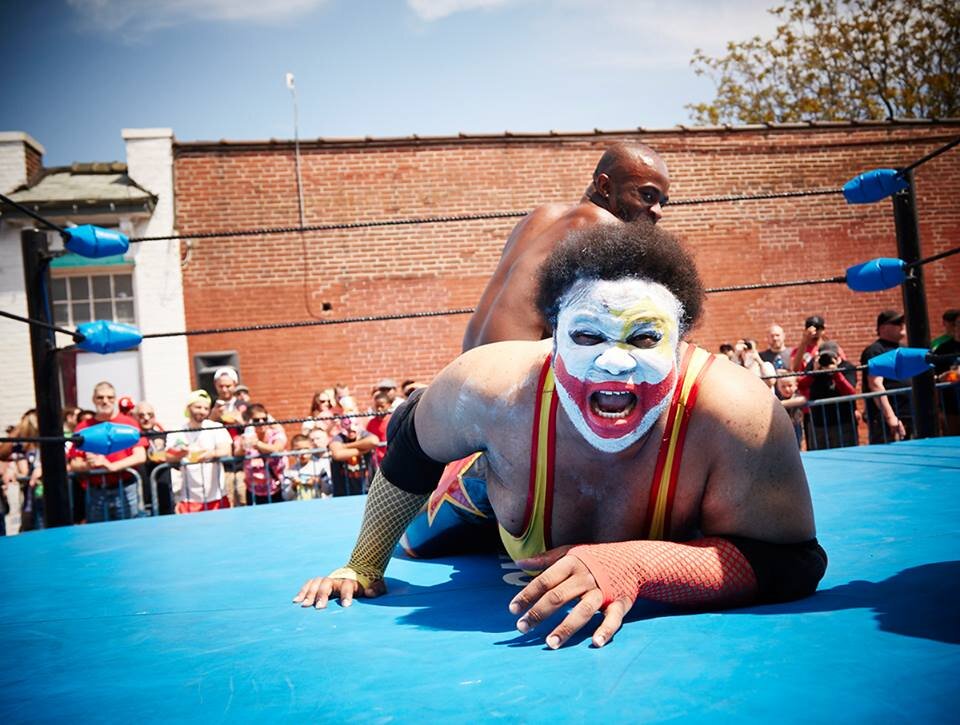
790 316 827 371
798 342 859 450
734 338 764 376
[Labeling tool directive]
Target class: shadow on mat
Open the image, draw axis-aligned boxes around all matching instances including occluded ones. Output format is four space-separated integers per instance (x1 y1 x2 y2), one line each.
622 560 960 646
364 553 960 646
361 555 595 647
360 555 518 635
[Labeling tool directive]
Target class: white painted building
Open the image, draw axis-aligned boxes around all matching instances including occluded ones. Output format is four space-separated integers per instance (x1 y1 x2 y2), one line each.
0 129 191 430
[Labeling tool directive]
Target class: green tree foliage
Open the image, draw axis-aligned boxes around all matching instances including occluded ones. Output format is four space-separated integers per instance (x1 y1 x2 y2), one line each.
687 0 959 124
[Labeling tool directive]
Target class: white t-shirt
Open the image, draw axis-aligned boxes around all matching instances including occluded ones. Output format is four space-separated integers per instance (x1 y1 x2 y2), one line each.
168 420 232 504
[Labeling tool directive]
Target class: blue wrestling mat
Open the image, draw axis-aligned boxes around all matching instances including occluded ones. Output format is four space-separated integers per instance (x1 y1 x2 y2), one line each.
1 438 958 722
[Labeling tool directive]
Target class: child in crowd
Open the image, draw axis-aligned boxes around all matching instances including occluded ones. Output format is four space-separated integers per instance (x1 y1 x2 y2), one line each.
775 373 807 446
282 434 331 501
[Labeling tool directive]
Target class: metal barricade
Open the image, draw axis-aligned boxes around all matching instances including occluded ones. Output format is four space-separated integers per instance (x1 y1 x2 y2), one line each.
150 447 337 512
801 381 960 448
66 468 146 523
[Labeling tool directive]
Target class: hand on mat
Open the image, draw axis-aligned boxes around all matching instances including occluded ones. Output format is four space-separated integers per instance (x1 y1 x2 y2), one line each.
510 546 633 649
293 570 386 609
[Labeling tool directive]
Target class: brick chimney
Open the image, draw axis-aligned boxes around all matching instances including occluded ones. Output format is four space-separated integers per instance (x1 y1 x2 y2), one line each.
0 131 44 193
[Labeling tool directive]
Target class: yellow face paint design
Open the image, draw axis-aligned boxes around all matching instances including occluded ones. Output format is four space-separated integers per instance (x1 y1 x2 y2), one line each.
610 301 679 361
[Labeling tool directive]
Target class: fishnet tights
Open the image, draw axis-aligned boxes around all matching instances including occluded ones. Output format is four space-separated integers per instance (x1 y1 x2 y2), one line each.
345 469 429 586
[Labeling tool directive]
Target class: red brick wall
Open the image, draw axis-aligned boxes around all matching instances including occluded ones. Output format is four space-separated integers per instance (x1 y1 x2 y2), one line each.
173 123 960 422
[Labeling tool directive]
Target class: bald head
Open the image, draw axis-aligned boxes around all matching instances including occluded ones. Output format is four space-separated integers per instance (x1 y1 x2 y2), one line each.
594 142 666 180
591 142 670 222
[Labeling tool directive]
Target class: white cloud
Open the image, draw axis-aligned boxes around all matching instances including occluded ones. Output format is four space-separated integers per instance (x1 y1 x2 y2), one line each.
66 0 329 33
407 0 514 22
533 0 782 71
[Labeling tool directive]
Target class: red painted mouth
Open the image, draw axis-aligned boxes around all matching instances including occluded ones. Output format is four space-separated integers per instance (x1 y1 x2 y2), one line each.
554 355 676 439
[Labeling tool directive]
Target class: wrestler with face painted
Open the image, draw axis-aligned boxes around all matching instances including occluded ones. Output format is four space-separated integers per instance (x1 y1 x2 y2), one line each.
295 222 826 649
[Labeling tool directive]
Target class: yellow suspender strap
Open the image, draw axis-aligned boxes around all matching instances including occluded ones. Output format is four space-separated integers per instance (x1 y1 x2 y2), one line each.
645 346 714 540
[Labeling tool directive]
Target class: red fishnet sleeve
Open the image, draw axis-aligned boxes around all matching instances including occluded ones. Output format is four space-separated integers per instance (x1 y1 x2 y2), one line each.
569 537 758 609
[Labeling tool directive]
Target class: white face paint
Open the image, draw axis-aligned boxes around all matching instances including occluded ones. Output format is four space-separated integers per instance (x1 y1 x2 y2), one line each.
552 277 683 452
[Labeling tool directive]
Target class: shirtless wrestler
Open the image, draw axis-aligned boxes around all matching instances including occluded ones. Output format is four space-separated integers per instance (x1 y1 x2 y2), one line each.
295 221 826 649
461 142 670 350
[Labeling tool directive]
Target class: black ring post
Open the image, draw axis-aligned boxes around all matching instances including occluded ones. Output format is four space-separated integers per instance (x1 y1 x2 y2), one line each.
891 170 938 439
21 228 70 526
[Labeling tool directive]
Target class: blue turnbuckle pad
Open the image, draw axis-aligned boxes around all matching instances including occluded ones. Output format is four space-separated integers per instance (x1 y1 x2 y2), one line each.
63 225 130 258
842 169 909 204
868 348 931 380
845 257 907 292
76 320 143 354
76 422 141 455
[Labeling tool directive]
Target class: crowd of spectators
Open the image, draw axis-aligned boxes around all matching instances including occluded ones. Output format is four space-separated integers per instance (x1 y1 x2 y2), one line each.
717 307 959 452
2 308 957 535
0 371 427 533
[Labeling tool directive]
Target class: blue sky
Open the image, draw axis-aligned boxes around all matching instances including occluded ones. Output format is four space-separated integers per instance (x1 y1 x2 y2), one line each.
1 0 780 166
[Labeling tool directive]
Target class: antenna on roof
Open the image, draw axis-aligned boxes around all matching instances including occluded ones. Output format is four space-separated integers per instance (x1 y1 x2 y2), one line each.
286 72 305 229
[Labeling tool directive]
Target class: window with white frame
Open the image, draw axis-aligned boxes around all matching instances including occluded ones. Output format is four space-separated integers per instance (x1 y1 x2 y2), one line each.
50 271 136 327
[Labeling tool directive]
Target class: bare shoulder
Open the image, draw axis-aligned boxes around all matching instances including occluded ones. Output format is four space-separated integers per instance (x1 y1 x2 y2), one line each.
693 355 785 451
692 353 816 542
511 202 614 247
417 341 549 459
559 201 616 228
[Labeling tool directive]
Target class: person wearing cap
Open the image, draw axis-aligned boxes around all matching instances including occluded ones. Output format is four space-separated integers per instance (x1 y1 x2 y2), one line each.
375 379 404 412
67 381 146 523
209 366 246 506
166 390 232 513
860 310 911 443
117 396 136 416
790 316 826 371
210 367 242 423
235 384 251 407
931 308 959 352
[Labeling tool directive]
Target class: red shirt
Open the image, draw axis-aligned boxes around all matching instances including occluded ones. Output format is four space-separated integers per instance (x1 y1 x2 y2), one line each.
365 414 390 464
70 412 147 485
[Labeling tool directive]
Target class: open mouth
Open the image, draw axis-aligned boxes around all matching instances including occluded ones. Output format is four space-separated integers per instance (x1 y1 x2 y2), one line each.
590 390 638 419
554 355 677 440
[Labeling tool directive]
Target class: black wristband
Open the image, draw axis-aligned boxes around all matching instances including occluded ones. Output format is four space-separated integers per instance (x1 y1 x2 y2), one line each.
724 536 828 603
